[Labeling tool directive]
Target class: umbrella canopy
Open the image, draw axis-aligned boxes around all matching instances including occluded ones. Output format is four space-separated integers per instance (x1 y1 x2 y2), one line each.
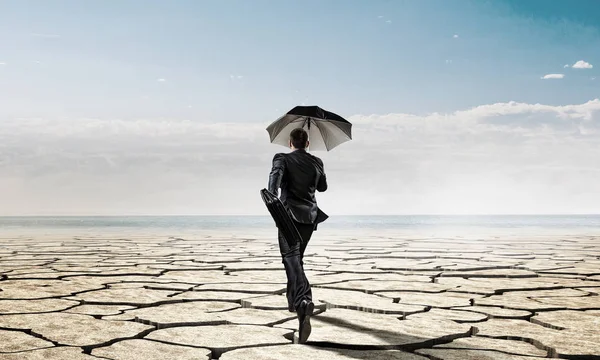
266 105 352 151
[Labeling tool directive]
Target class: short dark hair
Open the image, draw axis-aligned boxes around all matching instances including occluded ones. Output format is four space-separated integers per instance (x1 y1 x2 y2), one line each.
290 128 308 149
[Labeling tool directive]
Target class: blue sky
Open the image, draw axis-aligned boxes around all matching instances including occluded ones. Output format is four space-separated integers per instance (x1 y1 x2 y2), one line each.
1 0 599 120
1 1 600 215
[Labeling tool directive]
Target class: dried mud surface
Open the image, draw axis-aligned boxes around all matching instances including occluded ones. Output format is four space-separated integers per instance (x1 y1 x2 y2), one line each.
1 232 599 359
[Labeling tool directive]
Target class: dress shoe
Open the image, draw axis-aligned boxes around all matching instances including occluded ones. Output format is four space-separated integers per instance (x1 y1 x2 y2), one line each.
297 299 314 344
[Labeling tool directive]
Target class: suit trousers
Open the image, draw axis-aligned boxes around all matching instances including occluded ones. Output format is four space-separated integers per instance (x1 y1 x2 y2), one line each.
278 220 314 311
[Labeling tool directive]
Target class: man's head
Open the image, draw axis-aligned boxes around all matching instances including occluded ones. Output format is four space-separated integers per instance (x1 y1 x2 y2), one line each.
289 128 309 150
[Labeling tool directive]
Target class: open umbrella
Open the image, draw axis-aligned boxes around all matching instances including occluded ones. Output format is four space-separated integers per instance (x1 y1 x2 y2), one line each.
266 105 352 151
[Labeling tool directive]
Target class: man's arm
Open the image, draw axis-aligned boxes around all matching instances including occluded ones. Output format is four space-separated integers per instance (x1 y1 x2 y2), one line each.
316 158 327 192
268 153 285 196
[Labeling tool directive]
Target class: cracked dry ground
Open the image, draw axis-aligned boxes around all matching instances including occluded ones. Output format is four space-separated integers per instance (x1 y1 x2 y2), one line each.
1 233 599 359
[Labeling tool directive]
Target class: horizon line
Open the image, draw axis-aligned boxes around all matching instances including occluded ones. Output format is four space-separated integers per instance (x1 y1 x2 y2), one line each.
1 214 600 217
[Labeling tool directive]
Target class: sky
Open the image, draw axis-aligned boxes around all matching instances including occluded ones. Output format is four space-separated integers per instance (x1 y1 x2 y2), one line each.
1 0 600 215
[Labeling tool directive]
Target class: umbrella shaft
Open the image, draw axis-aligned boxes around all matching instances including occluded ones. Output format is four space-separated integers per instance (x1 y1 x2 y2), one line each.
303 117 311 130
305 117 310 152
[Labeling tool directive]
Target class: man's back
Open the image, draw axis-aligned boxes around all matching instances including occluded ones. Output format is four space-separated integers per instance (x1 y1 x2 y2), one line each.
268 148 327 224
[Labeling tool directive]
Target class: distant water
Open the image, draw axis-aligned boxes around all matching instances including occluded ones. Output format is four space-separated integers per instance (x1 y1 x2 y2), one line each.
2 215 600 232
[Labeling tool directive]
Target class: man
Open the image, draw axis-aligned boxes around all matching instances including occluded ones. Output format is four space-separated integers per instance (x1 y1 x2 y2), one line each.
268 127 328 344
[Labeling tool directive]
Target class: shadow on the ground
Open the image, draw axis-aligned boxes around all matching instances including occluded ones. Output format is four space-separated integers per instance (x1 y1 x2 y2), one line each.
297 313 473 359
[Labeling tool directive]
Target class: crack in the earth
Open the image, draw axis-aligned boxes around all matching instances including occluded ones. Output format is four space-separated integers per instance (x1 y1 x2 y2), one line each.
473 333 558 358
0 326 62 347
80 326 157 354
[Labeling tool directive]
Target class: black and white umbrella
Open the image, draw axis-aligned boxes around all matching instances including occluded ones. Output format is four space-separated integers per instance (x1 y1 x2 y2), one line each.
266 105 352 151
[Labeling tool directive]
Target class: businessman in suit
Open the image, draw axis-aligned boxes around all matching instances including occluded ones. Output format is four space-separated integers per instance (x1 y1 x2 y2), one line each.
268 127 328 344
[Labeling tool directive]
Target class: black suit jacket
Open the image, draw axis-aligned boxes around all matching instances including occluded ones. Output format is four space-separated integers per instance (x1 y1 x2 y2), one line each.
268 148 328 227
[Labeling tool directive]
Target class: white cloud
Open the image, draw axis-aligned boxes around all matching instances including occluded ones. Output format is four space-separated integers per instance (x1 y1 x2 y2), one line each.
541 74 564 79
572 60 593 69
352 99 600 124
453 34 459 38
0 62 5 65
378 15 383 18
386 20 392 23
157 78 166 82
445 59 452 64
564 64 570 68
2 99 600 215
